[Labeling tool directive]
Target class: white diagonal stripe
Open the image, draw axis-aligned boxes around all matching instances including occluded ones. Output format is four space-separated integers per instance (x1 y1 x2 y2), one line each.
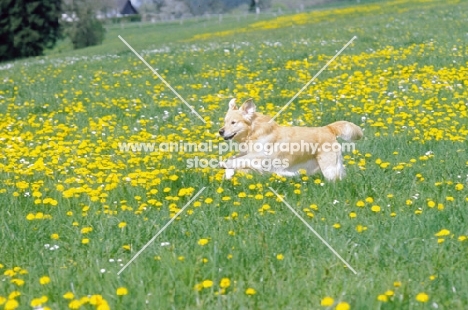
268 187 357 275
118 35 206 124
117 187 207 275
269 36 357 123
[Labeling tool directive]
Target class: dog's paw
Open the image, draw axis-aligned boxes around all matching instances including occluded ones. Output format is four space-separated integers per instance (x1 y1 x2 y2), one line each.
225 169 235 180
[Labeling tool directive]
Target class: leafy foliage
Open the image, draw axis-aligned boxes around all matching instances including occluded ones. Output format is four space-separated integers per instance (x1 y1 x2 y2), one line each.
0 0 61 62
62 0 106 50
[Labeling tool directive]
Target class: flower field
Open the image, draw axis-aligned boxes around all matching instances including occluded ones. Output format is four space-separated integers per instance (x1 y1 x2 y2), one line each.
1 0 467 308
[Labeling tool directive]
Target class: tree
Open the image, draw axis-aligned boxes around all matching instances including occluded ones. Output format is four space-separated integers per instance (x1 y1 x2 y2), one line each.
160 0 191 19
183 0 253 15
62 0 106 49
0 0 62 62
249 0 271 13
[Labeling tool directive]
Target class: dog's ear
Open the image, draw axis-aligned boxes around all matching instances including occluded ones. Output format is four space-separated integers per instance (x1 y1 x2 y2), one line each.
240 98 255 120
228 98 238 110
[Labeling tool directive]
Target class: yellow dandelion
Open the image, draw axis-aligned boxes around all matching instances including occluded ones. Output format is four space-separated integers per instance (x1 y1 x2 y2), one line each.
11 279 25 286
245 288 256 295
202 280 213 288
116 287 128 296
80 227 93 234
89 295 104 305
377 294 388 302
219 278 231 288
380 162 390 168
8 292 20 299
30 296 47 307
63 292 74 300
97 300 110 310
198 238 209 246
356 225 367 233
415 292 429 302
320 296 334 306
335 302 350 310
39 276 51 285
434 229 450 237
4 299 19 310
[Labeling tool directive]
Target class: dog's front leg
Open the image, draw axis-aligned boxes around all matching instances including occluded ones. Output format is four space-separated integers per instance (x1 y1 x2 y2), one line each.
220 153 270 177
219 154 244 180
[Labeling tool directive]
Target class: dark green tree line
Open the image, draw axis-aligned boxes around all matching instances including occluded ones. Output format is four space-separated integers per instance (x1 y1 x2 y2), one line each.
0 0 62 62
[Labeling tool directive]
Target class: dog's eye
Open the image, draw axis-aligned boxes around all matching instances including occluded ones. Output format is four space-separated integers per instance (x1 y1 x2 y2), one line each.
231 121 236 125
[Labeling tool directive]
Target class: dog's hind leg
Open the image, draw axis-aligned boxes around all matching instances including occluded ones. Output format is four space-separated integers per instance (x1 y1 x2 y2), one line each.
224 168 235 179
220 153 271 174
316 152 346 181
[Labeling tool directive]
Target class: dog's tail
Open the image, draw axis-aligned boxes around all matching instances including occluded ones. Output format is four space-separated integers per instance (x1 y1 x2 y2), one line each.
327 121 363 141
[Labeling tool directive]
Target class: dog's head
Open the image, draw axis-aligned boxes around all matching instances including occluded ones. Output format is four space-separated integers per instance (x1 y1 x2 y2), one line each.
218 98 256 142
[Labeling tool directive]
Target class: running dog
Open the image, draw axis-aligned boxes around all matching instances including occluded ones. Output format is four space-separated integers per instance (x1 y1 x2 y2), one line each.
218 98 363 180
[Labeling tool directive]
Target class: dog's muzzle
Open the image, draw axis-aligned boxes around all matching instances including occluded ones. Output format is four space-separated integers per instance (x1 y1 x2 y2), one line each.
219 129 236 140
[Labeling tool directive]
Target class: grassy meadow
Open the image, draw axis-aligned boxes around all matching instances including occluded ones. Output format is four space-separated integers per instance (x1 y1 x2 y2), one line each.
1 0 468 309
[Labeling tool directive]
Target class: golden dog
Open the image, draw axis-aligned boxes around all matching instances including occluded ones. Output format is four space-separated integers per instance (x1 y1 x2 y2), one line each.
218 98 363 180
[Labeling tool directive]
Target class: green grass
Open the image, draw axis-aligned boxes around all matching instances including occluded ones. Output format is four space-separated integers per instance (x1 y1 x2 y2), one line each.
1 0 468 309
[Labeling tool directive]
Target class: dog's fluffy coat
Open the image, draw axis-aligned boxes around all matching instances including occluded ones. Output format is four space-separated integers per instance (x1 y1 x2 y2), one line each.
218 98 363 181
